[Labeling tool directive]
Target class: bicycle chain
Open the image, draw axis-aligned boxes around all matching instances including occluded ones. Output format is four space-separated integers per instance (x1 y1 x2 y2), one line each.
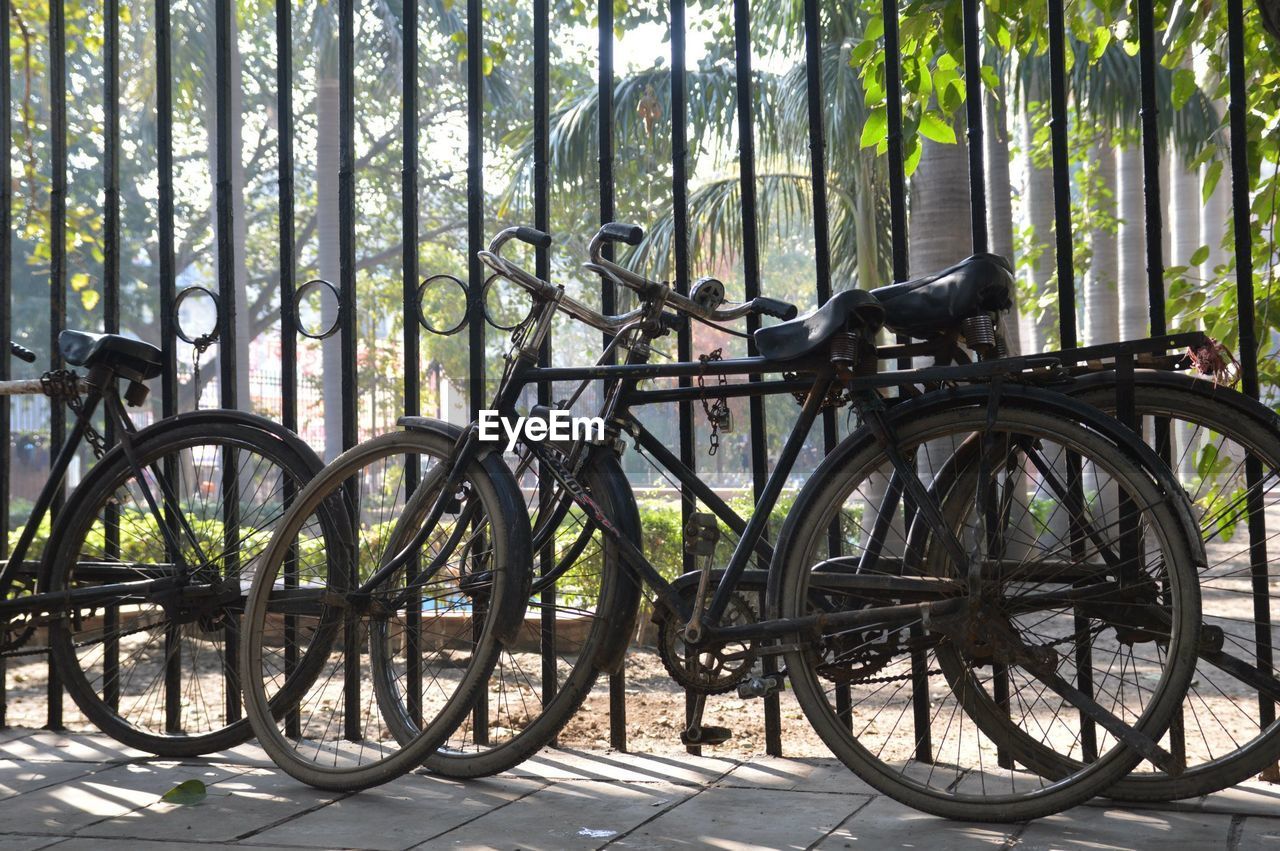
696 348 731 456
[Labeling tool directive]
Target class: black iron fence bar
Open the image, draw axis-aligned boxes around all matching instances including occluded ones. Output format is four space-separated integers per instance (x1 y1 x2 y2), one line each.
47 0 67 731
0 0 10 728
1229 0 1258 399
533 0 557 721
596 0 627 752
670 0 699 756
338 0 361 741
732 0 781 757
402 0 423 726
465 0 489 743
881 0 908 281
278 0 298 437
214 0 244 725
156 0 178 417
1047 0 1076 349
102 0 122 716
215 0 236 412
961 0 987 253
1136 0 1165 335
1226 0 1274 746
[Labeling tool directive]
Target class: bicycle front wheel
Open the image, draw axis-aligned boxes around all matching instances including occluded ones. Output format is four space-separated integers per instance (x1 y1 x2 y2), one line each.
239 427 530 791
774 395 1201 821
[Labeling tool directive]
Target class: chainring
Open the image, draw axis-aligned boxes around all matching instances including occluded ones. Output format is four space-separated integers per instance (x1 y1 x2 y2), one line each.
807 589 900 684
656 590 759 695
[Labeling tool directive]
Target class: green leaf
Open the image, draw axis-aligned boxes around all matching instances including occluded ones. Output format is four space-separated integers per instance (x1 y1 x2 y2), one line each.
1189 244 1210 266
160 780 207 806
1171 68 1197 110
863 15 883 42
918 112 956 145
860 107 888 149
1202 160 1223 204
904 137 923 176
70 272 90 291
80 289 99 312
1089 26 1112 62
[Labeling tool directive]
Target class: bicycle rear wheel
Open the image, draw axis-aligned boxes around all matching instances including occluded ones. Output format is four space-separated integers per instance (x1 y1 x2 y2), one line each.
43 418 333 756
239 427 529 790
774 394 1201 821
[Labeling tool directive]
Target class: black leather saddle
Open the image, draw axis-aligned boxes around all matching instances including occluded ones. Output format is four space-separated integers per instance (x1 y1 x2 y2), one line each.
753 289 885 362
871 253 1014 338
58 330 163 381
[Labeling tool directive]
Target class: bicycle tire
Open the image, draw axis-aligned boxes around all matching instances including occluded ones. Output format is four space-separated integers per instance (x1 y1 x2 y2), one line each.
773 393 1201 821
239 427 530 790
383 441 642 778
1068 371 1280 800
43 418 331 756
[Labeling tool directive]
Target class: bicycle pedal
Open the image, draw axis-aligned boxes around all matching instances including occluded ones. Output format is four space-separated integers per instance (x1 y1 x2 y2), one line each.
681 725 732 746
737 673 785 700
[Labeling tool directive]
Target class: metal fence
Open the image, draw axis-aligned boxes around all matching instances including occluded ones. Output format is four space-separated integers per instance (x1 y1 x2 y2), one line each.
0 0 1269 753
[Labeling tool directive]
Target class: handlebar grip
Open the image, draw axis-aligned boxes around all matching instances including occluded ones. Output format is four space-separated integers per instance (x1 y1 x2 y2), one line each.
754 297 798 321
598 222 644 246
9 341 36 363
512 227 552 249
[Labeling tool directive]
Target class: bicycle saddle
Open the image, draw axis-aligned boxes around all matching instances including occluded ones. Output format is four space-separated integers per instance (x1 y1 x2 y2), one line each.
753 289 885 361
58 330 163 381
871 253 1014 338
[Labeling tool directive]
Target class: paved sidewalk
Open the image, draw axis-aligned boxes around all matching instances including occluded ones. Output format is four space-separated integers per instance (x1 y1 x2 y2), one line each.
1 728 1279 849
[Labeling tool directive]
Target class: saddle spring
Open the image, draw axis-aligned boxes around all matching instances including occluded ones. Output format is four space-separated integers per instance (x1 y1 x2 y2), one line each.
829 331 861 375
961 313 997 354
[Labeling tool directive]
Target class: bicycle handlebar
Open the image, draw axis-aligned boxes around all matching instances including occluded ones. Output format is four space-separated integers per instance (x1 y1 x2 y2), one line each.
586 223 798 323
483 224 799 334
9 341 36 363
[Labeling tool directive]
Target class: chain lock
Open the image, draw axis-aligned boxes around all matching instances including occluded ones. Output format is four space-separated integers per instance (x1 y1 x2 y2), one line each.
696 348 731 456
190 334 216 410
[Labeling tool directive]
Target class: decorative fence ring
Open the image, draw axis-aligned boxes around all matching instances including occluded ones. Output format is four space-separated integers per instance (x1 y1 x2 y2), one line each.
172 286 220 346
293 278 342 340
417 274 469 336
481 273 527 332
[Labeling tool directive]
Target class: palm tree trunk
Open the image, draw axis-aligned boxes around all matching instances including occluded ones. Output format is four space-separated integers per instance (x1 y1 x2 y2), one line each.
1085 140 1119 346
1168 144 1202 478
984 78 1022 355
1022 85 1057 353
1117 142 1147 341
317 77 343 462
205 6 251 411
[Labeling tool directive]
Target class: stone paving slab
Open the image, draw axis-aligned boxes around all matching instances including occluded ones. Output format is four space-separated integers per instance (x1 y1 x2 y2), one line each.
0 730 1278 849
246 774 543 850
611 786 870 849
1016 806 1234 850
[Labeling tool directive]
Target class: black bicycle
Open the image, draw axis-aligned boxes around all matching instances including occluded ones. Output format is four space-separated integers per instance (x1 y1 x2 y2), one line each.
240 225 1206 821
0 330 342 755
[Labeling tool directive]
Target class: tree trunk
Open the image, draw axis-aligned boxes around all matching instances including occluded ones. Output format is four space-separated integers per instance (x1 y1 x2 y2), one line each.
1022 73 1056 353
1168 144 1202 478
1085 140 1119 346
984 79 1022 355
317 77 344 462
1116 142 1147 341
205 2 251 412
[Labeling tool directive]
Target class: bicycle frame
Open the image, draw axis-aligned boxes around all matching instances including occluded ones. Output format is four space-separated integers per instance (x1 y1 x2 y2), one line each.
0 370 211 617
